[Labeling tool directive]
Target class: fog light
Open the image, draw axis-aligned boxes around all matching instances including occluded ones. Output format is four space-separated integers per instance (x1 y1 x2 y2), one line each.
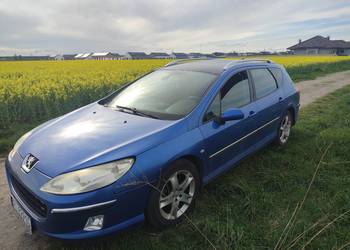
84 215 104 231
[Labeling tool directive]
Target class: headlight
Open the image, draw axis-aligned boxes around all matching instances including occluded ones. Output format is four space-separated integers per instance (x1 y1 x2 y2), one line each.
9 130 33 159
40 158 134 195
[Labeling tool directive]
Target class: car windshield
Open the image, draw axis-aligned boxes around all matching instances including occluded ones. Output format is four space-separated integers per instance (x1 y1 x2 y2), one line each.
106 69 217 120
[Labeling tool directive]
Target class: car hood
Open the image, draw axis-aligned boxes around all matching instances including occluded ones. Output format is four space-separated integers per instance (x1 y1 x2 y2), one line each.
19 103 183 177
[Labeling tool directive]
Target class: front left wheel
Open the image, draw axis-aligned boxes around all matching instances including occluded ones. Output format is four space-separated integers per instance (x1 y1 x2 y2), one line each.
145 159 200 229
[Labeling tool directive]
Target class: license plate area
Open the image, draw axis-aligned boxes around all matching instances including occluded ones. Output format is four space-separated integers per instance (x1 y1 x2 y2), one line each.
11 197 32 235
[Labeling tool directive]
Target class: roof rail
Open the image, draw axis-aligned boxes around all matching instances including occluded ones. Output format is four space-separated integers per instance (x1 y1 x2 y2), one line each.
223 58 272 70
239 58 272 63
164 58 213 67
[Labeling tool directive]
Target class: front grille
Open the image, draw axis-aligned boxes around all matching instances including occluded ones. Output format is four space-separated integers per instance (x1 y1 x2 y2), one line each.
11 175 47 218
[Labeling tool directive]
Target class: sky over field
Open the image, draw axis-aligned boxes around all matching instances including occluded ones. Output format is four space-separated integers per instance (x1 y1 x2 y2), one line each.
0 0 350 55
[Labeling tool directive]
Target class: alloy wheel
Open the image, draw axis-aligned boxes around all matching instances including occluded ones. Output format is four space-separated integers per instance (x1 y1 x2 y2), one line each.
279 114 292 144
159 170 195 220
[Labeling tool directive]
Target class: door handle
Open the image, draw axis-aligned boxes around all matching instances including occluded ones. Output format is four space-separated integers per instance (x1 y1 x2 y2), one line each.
278 97 283 102
249 111 255 117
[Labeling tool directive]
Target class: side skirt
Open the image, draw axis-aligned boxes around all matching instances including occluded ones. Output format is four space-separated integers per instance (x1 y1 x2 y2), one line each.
202 132 277 185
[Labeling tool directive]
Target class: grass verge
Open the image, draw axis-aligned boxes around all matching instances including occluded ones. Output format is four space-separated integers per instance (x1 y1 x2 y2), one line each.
0 123 40 153
287 60 350 82
43 85 350 249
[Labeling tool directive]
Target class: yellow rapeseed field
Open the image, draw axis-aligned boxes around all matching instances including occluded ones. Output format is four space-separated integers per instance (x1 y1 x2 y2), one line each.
253 55 350 66
0 60 169 128
0 56 349 128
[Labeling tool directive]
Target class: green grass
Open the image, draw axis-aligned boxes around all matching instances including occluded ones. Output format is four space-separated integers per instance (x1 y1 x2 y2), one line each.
287 60 350 82
0 123 40 154
41 85 350 249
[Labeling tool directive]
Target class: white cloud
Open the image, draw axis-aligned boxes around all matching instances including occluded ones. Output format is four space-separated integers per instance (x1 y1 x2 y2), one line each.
0 0 349 55
114 17 153 34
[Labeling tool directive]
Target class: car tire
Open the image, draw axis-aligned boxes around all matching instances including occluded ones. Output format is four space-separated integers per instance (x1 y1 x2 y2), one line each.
145 159 200 229
276 110 293 146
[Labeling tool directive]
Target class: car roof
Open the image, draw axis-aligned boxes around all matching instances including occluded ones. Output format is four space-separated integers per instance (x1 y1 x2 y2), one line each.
163 59 277 75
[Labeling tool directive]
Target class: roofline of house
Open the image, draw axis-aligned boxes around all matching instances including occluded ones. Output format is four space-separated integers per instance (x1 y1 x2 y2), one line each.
288 35 350 50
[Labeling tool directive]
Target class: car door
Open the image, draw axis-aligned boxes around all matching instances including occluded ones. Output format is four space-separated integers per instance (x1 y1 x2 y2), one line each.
199 70 258 175
248 67 284 142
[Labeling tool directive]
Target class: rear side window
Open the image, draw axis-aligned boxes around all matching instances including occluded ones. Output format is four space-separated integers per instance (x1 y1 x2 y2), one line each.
221 71 251 111
250 68 277 99
269 68 283 86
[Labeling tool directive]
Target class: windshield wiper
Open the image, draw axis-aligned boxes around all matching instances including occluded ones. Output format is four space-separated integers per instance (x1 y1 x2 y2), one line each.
116 105 159 119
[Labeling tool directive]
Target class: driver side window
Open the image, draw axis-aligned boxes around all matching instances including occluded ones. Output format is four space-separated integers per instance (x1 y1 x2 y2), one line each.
204 71 251 122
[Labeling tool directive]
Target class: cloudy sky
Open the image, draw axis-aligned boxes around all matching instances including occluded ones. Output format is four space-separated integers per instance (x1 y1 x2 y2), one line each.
0 0 350 55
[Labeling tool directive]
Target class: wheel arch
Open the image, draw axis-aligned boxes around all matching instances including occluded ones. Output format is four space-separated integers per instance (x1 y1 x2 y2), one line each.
182 155 204 179
164 154 205 190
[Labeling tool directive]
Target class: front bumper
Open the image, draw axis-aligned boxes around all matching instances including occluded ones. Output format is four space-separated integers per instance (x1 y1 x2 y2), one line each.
5 154 150 239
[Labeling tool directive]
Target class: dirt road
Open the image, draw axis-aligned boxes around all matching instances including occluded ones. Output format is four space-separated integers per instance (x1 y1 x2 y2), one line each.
298 70 350 107
1 70 350 250
0 158 53 250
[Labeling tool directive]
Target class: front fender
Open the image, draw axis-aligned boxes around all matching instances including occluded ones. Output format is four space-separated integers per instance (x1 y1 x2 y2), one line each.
130 128 208 185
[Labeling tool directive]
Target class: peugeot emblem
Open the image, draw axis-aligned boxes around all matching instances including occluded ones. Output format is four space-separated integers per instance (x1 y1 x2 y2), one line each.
21 154 39 173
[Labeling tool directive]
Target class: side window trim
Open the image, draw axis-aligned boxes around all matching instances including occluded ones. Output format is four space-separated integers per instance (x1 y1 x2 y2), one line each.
247 70 256 101
267 68 279 88
268 67 283 88
249 67 279 101
202 69 252 124
202 92 222 123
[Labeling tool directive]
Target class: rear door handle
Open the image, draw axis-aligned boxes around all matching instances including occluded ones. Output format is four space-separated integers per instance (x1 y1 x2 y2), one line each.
278 97 283 102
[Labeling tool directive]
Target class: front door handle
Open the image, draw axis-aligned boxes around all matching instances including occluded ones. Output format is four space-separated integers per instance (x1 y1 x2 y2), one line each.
249 111 255 117
278 97 283 102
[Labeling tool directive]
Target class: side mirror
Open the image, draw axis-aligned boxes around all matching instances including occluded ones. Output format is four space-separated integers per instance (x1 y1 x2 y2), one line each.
214 108 244 125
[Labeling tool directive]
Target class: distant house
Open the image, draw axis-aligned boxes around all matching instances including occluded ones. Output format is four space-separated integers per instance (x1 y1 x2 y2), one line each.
278 51 293 55
74 53 92 60
18 55 52 61
188 53 207 59
0 55 52 61
74 53 83 59
203 53 216 59
0 56 11 61
170 53 189 59
81 53 92 59
124 52 149 60
111 53 122 59
62 54 77 60
52 55 64 60
149 52 171 59
90 52 121 60
246 52 260 56
212 52 227 58
259 51 273 55
226 52 239 57
288 35 350 55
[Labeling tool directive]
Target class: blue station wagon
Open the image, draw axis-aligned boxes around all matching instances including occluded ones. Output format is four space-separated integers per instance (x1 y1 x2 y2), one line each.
5 59 300 239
